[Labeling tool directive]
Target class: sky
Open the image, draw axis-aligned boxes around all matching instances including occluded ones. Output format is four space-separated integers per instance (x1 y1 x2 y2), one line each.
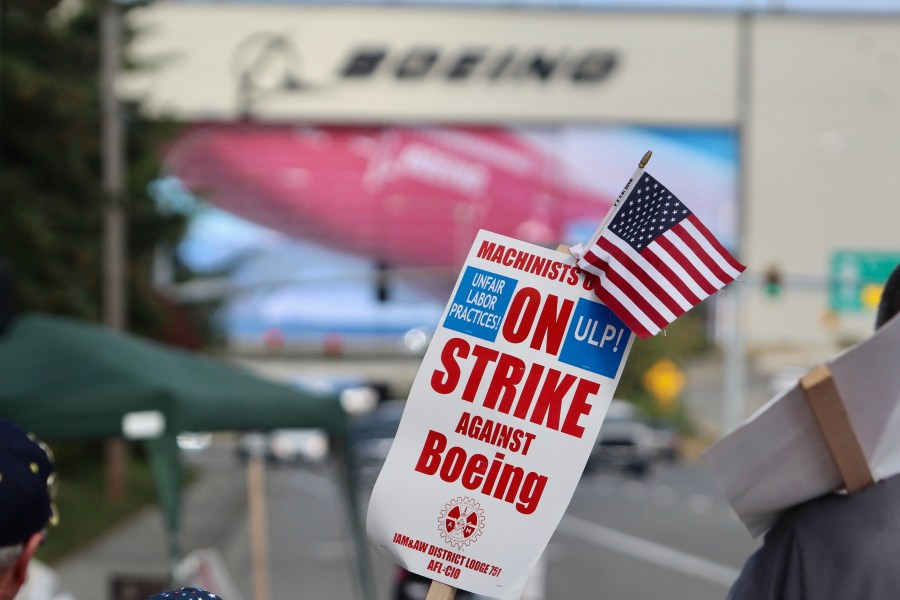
175 0 900 13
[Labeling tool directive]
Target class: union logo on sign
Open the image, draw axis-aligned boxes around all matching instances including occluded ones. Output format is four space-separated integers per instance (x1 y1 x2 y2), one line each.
438 497 485 549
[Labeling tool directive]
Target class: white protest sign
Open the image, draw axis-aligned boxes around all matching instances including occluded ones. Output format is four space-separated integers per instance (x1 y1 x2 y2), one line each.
366 230 634 599
703 312 900 537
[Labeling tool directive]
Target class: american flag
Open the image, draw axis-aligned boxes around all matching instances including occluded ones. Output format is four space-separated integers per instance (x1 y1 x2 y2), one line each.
575 171 745 338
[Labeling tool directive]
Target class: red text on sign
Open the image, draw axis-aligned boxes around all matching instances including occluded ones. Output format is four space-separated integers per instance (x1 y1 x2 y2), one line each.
431 337 601 439
454 411 537 455
415 429 548 514
501 287 574 356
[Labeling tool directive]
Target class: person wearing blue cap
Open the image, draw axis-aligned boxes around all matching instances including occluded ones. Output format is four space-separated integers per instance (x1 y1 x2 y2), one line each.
147 587 221 599
0 419 57 600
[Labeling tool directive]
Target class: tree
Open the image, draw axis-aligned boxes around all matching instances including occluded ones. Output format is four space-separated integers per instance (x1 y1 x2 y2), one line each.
0 0 185 337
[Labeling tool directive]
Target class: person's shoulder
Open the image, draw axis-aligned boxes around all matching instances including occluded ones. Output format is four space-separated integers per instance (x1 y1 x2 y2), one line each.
772 473 900 538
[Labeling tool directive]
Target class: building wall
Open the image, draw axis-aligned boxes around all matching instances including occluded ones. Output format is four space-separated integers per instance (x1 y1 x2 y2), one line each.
744 15 900 356
124 5 740 124
125 5 900 357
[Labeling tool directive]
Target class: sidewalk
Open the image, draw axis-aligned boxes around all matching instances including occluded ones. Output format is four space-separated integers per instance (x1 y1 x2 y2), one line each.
53 449 254 600
48 446 395 600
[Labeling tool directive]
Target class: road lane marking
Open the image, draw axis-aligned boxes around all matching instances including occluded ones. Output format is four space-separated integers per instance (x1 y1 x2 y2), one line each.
557 515 740 588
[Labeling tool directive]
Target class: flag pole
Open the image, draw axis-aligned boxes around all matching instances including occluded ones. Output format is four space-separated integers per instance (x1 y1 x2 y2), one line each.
583 150 652 250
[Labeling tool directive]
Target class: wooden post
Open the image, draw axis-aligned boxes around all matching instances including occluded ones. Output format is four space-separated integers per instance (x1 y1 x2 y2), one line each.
247 454 271 600
426 580 457 600
101 0 129 504
800 364 875 493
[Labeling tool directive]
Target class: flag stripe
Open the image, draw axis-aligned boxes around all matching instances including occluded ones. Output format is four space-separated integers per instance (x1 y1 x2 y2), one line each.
631 242 704 308
671 224 735 285
600 234 693 310
595 280 660 338
597 235 687 317
666 225 727 289
655 235 718 297
684 215 746 275
599 264 672 330
580 248 674 329
644 240 710 301
580 247 611 277
681 218 743 281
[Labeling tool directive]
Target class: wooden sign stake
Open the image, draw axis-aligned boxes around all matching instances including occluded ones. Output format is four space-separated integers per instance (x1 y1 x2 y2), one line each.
247 453 271 600
800 364 875 493
426 580 457 600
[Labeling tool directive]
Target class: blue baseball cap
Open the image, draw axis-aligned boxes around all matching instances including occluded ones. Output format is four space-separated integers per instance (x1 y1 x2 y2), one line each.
147 588 222 599
0 419 58 546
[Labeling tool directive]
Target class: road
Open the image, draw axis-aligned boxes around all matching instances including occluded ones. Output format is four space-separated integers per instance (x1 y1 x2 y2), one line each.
51 350 774 600
550 464 758 599
162 444 759 600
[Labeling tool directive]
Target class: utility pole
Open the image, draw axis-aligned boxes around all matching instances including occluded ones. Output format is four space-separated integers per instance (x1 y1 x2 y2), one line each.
101 0 128 502
721 10 753 433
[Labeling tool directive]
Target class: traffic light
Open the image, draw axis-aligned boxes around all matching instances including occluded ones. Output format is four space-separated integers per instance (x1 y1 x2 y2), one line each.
764 265 783 299
376 260 391 303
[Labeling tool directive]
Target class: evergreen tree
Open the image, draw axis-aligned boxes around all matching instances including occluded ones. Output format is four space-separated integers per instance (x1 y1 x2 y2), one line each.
0 0 185 336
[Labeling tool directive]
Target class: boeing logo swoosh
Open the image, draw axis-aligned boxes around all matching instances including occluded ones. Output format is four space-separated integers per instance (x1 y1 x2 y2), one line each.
231 32 322 113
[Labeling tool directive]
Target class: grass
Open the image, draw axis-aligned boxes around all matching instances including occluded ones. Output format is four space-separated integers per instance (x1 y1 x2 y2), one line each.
37 443 160 565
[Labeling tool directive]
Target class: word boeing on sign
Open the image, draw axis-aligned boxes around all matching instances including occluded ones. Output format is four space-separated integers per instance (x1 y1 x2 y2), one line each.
367 230 634 599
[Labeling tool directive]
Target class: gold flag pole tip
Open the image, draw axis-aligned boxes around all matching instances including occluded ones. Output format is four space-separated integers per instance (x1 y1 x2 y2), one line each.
639 150 653 169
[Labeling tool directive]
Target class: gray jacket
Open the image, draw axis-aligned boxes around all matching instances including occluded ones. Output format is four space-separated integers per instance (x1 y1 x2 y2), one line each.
727 473 900 600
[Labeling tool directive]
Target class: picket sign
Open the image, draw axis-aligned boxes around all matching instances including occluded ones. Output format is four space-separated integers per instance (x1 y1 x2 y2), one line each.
799 364 876 493
422 242 577 600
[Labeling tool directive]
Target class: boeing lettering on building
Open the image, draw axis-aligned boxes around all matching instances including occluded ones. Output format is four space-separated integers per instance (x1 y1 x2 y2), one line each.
339 47 618 84
233 34 619 102
124 5 738 123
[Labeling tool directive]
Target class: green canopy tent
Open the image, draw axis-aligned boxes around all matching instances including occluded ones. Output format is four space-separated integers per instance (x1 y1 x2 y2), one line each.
0 312 373 599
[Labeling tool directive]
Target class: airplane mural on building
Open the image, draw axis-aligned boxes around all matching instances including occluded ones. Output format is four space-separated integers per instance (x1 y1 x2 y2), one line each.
163 123 616 270
160 123 737 354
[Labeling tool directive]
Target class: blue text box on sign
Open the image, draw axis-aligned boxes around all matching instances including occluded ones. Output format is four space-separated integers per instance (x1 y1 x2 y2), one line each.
443 267 518 342
558 298 632 378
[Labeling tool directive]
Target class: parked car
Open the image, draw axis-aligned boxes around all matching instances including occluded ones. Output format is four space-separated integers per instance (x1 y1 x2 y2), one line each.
236 375 386 466
236 427 330 466
176 431 213 452
267 428 329 465
349 398 407 483
585 399 656 477
236 431 269 462
647 418 682 462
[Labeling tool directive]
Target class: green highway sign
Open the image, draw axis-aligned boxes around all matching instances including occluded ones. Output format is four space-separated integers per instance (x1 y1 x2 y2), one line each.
830 251 900 313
